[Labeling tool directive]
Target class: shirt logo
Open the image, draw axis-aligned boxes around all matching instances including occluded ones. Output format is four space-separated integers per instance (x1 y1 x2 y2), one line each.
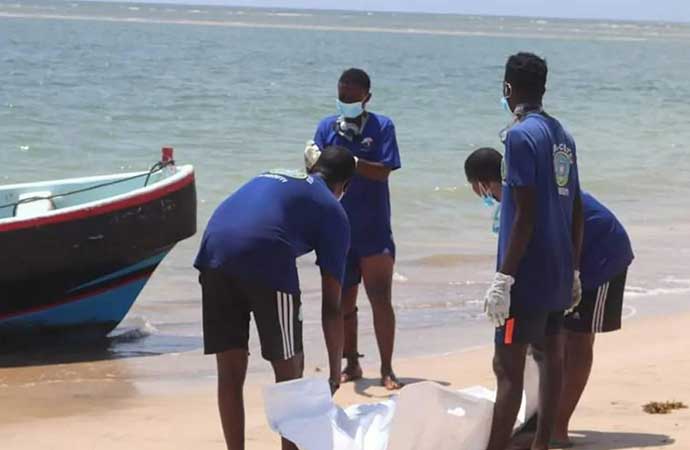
361 137 374 150
553 144 574 196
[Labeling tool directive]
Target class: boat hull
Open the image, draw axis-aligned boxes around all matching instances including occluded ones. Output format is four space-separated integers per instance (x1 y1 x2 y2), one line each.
0 171 196 343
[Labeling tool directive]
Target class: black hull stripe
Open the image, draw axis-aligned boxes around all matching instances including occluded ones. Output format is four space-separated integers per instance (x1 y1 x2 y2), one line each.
0 269 155 322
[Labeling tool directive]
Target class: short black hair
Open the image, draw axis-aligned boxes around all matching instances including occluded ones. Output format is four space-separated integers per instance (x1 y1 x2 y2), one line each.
339 68 371 92
464 147 503 183
311 145 356 184
505 52 547 100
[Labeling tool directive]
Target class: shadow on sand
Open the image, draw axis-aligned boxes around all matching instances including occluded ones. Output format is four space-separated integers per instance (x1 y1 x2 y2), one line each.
510 429 674 450
0 328 202 368
565 430 675 449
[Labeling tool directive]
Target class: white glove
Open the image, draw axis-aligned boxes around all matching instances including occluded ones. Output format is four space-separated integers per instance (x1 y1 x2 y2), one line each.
565 270 582 315
304 140 322 171
484 272 515 327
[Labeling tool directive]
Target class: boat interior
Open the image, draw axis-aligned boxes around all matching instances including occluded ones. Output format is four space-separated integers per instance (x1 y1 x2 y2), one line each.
0 166 181 221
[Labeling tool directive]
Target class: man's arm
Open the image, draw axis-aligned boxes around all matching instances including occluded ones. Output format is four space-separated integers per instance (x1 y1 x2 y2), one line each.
499 186 537 276
571 188 584 270
321 273 344 393
355 159 392 182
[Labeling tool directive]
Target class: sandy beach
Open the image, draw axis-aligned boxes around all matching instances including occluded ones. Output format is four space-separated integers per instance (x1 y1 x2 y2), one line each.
1 300 688 450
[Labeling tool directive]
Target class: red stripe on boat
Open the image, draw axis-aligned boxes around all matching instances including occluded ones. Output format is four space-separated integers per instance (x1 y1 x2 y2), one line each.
0 270 154 322
0 172 194 233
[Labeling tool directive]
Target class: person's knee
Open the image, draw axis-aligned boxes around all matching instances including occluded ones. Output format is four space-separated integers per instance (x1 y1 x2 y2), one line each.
217 351 248 387
363 277 393 308
493 351 525 387
342 286 359 311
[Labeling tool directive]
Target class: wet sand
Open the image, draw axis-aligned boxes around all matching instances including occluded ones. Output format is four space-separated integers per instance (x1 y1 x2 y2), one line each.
1 305 688 449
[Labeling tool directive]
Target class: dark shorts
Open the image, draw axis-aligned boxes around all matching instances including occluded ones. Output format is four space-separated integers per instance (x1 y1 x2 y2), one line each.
565 269 627 334
495 310 564 345
343 234 396 288
199 269 303 361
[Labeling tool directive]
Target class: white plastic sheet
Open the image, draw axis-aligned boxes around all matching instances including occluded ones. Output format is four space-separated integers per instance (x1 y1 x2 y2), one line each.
264 377 396 450
264 356 539 450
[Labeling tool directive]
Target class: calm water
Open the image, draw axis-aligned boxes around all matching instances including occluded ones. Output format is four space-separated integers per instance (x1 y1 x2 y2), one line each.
1 1 690 367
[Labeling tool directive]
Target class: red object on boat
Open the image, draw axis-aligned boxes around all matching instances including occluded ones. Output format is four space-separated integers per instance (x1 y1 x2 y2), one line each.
162 147 174 163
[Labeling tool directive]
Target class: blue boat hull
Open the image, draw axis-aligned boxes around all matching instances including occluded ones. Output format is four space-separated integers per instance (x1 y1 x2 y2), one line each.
0 170 196 346
0 252 167 343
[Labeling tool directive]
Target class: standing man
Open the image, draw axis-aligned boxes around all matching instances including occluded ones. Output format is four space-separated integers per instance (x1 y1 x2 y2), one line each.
194 148 355 450
482 53 584 450
312 68 403 390
465 147 634 448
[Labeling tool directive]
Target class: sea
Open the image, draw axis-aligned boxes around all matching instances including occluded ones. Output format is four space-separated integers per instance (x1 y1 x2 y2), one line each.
1 0 690 381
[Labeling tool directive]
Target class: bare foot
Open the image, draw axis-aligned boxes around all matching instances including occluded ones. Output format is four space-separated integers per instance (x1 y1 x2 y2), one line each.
340 363 363 383
381 372 403 390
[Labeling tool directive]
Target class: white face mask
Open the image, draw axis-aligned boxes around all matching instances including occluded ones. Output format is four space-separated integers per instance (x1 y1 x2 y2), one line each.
336 99 364 119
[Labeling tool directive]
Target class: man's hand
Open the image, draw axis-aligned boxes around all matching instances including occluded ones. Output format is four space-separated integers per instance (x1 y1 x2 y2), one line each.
484 272 515 327
304 140 322 170
565 270 582 315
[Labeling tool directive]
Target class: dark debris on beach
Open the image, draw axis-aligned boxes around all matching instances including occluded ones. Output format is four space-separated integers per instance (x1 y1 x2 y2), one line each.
643 401 688 414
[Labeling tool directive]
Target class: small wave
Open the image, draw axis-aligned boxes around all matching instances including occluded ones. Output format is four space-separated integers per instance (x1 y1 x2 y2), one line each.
625 285 690 298
127 6 140 11
393 272 408 282
266 12 313 18
434 186 458 192
661 276 690 285
409 253 492 268
110 317 158 342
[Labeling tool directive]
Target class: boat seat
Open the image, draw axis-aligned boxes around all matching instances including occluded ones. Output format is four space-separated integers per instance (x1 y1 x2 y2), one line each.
15 191 56 218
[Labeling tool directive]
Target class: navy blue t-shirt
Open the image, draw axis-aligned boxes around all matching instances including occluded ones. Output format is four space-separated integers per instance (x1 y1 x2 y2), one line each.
580 192 634 290
194 171 350 295
498 113 580 314
314 112 401 247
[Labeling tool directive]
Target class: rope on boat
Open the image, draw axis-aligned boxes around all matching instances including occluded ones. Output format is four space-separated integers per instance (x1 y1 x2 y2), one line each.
0 160 175 216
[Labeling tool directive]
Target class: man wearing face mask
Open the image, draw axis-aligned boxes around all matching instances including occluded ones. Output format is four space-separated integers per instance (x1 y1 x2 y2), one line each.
194 147 355 450
465 147 634 449
310 68 403 390
481 53 585 450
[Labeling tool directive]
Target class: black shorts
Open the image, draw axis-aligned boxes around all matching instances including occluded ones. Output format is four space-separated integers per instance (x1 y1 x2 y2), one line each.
495 310 564 345
199 269 303 361
565 269 627 334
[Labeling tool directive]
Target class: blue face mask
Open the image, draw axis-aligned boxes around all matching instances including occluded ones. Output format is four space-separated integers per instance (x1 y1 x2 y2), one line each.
491 205 501 235
336 99 364 119
501 97 511 113
482 194 495 208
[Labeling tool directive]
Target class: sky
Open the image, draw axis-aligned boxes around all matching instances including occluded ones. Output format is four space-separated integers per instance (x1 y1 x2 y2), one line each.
138 0 690 23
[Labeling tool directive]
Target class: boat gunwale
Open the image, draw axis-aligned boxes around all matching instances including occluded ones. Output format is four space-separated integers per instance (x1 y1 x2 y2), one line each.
0 165 195 232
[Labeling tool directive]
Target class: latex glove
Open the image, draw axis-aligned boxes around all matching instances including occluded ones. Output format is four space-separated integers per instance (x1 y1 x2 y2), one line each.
484 272 515 327
565 270 582 315
304 140 322 171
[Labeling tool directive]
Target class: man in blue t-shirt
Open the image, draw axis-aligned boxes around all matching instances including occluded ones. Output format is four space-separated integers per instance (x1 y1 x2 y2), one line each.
194 148 355 450
310 68 403 390
478 53 585 450
465 147 634 448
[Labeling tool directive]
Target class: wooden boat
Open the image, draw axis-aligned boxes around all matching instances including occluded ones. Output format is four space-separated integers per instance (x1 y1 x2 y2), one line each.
0 148 196 344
